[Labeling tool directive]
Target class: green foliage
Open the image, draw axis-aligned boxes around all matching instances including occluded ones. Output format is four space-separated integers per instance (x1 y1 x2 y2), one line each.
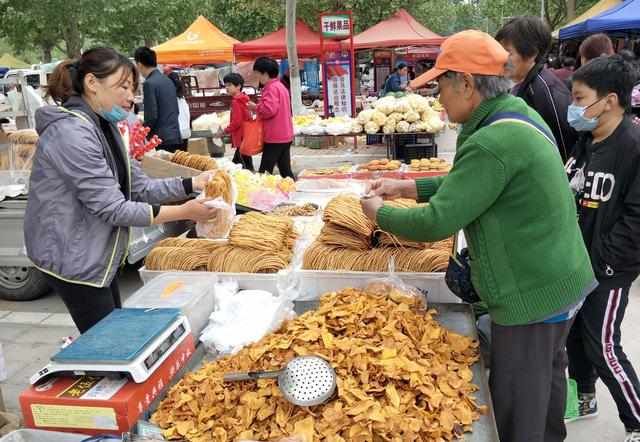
0 0 605 64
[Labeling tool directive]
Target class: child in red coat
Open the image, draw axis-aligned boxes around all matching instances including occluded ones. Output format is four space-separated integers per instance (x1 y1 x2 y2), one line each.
223 73 254 171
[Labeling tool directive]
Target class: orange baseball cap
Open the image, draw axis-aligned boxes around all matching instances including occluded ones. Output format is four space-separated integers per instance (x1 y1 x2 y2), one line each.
410 30 510 89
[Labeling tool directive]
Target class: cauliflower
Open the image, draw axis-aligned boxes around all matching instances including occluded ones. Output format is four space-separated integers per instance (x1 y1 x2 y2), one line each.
415 121 430 132
357 109 376 124
394 97 411 114
404 110 420 123
351 122 363 134
427 116 445 133
408 122 419 133
374 96 397 115
421 107 439 122
364 121 381 134
407 94 430 113
382 121 396 134
387 112 405 124
395 121 410 133
371 110 387 127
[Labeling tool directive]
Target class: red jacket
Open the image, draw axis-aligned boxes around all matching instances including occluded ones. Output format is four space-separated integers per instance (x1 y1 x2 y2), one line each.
224 93 250 148
257 78 293 143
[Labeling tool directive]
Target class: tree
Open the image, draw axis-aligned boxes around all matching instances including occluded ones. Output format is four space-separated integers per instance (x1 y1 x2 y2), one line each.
286 0 305 116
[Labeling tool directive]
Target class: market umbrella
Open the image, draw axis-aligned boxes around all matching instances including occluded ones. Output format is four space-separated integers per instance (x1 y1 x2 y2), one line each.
353 9 445 50
0 54 29 69
153 16 239 64
554 0 622 39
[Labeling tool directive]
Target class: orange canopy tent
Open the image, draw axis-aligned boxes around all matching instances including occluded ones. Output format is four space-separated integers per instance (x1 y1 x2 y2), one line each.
153 16 239 64
233 20 340 61
353 9 445 49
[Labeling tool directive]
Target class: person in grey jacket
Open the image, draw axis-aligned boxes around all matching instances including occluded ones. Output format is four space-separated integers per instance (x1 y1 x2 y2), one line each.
26 48 216 333
134 47 182 152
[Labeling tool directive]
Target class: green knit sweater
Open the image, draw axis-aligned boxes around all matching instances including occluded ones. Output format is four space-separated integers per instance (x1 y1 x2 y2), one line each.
377 94 595 325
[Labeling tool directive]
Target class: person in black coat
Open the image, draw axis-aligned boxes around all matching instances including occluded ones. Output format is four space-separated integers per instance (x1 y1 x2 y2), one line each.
134 47 182 153
497 16 577 163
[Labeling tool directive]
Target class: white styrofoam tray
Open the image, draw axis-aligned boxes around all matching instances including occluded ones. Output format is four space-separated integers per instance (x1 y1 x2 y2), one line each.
294 269 457 303
138 267 281 293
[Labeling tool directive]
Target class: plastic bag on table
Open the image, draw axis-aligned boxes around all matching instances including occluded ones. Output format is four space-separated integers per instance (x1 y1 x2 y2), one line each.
364 257 427 305
200 279 296 355
195 174 237 239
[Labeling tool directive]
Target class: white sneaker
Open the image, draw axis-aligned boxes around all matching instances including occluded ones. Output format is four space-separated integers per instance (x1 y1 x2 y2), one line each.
625 430 640 442
565 394 599 423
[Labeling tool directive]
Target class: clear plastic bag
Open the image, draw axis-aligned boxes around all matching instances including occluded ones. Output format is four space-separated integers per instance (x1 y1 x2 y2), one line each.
364 257 427 305
195 176 237 239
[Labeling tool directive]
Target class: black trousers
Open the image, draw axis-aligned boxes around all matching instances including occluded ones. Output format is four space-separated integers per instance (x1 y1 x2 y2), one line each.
44 274 122 334
259 142 294 178
490 319 573 442
232 148 254 171
567 284 640 430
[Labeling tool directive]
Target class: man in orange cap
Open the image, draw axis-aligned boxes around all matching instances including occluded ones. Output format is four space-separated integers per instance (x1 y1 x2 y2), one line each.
361 30 596 442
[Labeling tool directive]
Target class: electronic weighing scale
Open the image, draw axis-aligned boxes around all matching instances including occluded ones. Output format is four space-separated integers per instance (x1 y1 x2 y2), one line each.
30 308 191 385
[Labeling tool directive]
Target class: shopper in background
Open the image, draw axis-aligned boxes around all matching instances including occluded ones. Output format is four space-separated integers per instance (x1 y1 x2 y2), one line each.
370 30 596 442
249 57 294 178
167 71 191 149
496 16 577 162
579 33 615 66
134 47 182 152
553 56 576 82
223 73 254 171
564 55 640 442
28 48 217 333
381 62 410 96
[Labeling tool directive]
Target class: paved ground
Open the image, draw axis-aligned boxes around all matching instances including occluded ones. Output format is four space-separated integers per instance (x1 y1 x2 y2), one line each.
1 129 638 440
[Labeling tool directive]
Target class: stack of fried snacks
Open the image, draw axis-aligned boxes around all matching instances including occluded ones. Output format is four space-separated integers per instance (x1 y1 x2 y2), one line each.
357 158 402 171
171 150 217 171
271 203 318 217
152 288 486 441
409 157 451 172
145 214 297 273
306 195 451 272
204 170 232 204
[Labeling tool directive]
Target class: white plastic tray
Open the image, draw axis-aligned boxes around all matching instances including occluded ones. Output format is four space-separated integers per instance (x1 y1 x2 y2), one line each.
138 267 281 293
0 430 86 442
295 269 456 303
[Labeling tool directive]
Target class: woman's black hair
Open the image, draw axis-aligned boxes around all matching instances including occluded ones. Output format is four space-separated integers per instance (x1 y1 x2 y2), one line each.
47 47 138 104
167 71 186 98
496 16 552 62
223 72 245 88
253 57 280 79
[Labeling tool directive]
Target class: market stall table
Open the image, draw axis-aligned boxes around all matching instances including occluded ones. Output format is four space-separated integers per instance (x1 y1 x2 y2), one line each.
146 300 499 442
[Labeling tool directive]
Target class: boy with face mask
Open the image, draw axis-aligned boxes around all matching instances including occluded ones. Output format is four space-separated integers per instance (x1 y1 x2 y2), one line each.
565 55 640 441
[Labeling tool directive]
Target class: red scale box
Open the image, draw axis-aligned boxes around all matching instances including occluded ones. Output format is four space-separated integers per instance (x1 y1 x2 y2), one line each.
19 334 195 436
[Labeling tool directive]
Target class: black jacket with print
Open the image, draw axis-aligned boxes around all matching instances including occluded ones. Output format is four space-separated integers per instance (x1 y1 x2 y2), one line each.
565 116 640 288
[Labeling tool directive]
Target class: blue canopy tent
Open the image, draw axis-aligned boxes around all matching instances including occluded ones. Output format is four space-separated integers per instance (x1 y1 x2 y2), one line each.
560 0 640 39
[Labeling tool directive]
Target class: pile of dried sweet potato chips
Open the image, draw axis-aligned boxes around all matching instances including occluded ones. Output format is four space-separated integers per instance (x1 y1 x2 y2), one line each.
152 288 487 441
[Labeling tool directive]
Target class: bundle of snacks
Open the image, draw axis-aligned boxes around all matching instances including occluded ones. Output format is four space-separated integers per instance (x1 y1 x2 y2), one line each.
146 214 297 274
299 166 351 177
409 157 451 173
171 150 217 171
304 195 451 272
204 170 233 204
8 129 38 170
271 203 318 217
356 158 402 172
152 288 485 441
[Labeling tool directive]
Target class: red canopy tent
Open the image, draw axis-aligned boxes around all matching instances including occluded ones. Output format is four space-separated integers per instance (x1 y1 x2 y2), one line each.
353 9 444 49
233 20 340 61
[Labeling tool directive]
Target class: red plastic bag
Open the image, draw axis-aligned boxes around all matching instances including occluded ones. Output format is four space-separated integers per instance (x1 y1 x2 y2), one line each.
240 117 263 156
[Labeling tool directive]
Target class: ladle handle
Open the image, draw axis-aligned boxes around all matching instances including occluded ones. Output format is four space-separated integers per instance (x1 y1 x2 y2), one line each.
223 370 282 382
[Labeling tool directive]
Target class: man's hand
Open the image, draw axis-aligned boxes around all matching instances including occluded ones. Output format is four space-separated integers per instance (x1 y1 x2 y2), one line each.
192 171 213 192
360 196 384 223
368 178 417 200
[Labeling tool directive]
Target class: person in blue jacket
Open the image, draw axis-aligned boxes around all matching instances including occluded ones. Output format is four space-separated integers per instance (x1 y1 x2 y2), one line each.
381 62 410 96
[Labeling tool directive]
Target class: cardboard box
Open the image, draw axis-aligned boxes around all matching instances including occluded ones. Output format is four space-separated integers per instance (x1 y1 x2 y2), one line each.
187 138 209 156
20 334 196 436
141 154 200 179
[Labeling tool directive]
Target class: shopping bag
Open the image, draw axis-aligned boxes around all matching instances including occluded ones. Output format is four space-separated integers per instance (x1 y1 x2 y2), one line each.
240 117 263 156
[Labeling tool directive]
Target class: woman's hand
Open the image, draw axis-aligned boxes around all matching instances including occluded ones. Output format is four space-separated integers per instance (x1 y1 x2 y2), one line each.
180 199 218 222
192 172 213 192
247 101 257 111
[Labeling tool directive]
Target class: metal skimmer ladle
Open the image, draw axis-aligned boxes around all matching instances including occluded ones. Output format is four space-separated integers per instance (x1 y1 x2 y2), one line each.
223 356 337 407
